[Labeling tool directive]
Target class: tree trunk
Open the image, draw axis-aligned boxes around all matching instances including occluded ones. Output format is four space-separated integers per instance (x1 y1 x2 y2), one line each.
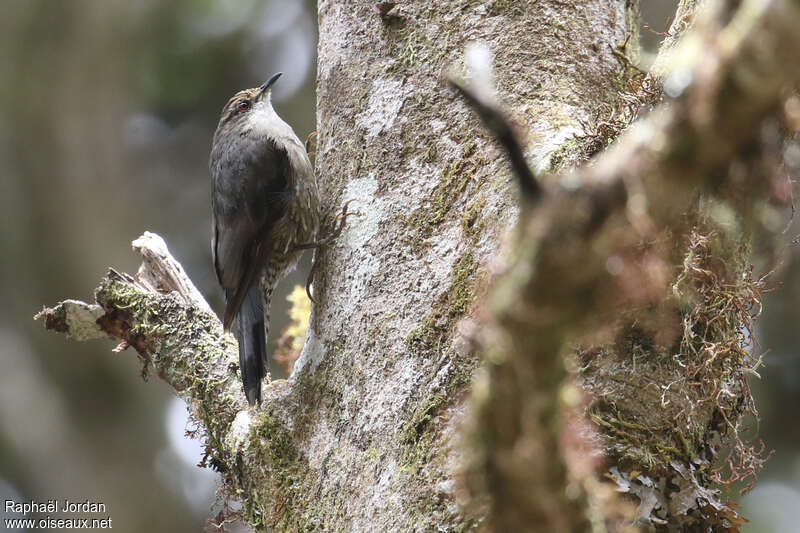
306 1 633 530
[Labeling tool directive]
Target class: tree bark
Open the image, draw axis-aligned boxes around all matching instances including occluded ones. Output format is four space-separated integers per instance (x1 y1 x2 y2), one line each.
36 0 800 531
310 1 633 530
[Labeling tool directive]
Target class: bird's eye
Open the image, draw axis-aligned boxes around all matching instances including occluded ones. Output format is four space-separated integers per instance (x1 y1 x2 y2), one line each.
237 101 251 111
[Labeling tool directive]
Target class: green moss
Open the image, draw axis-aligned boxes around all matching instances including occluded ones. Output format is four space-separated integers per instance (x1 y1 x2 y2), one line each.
101 279 172 337
407 251 476 352
590 404 706 474
400 363 474 469
547 137 582 173
254 412 300 479
461 195 487 239
366 447 381 463
398 360 481 531
388 20 432 73
586 223 766 514
489 0 525 17
406 315 439 350
402 251 480 471
405 143 483 248
398 248 481 528
404 394 446 446
98 278 237 396
243 411 315 531
98 277 268 525
448 251 476 318
424 143 437 164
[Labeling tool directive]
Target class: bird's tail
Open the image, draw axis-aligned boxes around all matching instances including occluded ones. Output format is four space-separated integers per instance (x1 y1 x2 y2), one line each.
236 284 267 405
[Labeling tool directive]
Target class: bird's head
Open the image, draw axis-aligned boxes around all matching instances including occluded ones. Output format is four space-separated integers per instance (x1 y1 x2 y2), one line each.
214 72 283 134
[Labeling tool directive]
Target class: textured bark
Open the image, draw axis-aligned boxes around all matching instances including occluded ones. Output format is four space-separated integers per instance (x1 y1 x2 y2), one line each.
308 1 632 531
36 0 800 531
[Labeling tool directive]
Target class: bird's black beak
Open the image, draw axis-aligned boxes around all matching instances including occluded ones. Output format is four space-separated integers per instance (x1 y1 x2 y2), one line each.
257 72 282 100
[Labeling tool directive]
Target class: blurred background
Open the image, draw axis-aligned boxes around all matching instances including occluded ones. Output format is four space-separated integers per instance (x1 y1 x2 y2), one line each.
0 1 796 532
0 0 317 531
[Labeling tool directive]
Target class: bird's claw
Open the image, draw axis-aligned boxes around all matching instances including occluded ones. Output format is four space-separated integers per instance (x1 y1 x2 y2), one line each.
305 131 318 155
306 270 319 305
303 199 361 303
327 199 361 241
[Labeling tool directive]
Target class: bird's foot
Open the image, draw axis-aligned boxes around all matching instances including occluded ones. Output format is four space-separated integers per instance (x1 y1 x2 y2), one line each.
321 199 361 245
297 200 361 303
305 131 318 156
295 199 360 251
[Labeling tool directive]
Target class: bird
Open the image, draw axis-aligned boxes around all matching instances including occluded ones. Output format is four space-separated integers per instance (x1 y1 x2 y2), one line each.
209 73 319 405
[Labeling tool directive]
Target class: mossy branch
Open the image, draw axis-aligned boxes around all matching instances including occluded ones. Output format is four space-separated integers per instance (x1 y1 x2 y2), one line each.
36 232 302 531
464 0 800 530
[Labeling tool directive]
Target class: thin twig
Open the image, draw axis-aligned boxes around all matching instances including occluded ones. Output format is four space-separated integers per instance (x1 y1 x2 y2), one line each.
448 79 542 201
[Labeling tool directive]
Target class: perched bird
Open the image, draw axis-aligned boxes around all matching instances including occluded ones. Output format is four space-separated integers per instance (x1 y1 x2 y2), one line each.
210 73 319 405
